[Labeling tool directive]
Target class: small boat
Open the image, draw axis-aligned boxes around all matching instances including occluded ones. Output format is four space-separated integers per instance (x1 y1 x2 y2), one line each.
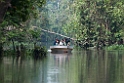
50 45 73 53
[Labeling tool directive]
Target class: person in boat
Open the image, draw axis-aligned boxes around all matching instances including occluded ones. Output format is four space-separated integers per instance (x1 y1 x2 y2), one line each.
53 38 59 45
65 38 71 46
59 39 63 46
62 39 66 45
59 39 66 46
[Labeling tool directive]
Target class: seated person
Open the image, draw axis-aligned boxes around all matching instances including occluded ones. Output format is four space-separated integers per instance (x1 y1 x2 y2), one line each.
65 38 71 46
54 38 59 45
59 39 63 46
62 39 66 45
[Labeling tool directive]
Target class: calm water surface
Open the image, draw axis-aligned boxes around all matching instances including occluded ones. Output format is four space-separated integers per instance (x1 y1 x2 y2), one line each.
0 50 124 83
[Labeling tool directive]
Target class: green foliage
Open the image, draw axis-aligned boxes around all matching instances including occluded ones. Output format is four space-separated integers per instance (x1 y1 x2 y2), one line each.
32 0 124 49
0 37 6 43
107 45 124 50
1 0 124 50
29 30 40 38
73 0 124 45
7 30 26 42
0 0 46 44
33 45 47 58
28 29 41 42
45 0 75 35
4 0 46 25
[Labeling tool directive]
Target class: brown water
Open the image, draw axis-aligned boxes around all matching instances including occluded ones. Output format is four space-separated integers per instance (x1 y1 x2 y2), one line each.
0 50 124 83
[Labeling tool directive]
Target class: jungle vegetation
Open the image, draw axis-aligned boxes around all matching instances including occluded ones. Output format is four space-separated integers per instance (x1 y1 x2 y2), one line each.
0 0 47 57
0 0 124 51
44 0 124 50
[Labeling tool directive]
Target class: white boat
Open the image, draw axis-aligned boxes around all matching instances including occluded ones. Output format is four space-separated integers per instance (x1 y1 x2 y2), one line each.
50 45 73 53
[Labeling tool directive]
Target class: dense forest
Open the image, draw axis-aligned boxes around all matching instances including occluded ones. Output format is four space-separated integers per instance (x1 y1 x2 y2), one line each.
0 0 47 58
0 0 124 50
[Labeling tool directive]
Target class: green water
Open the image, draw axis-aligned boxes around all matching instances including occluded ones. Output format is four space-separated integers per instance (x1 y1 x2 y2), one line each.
0 50 124 83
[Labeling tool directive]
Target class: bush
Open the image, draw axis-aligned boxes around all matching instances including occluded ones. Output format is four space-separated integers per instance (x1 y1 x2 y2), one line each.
106 45 124 50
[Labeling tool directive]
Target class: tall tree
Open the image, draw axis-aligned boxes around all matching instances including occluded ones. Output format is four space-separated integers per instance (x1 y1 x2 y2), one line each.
0 0 11 23
74 0 124 46
0 0 46 45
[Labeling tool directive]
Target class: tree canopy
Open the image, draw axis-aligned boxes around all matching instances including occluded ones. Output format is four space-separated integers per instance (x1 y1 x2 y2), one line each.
0 0 124 49
0 0 46 44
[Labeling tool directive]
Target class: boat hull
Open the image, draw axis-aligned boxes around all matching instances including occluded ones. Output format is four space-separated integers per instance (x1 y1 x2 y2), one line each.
50 46 73 53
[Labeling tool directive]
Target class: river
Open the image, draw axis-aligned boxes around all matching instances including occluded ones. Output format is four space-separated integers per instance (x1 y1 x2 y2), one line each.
0 49 124 83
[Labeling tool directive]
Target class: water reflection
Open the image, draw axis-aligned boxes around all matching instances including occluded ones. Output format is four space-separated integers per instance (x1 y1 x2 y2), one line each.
46 53 72 83
51 53 71 67
0 50 124 83
76 50 124 83
0 56 46 83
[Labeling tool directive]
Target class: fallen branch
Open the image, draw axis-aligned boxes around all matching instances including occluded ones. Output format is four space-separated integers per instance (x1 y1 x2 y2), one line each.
41 28 76 40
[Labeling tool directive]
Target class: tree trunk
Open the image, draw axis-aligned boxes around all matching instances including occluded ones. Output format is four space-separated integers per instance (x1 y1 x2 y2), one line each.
0 0 11 24
0 43 3 56
12 39 15 51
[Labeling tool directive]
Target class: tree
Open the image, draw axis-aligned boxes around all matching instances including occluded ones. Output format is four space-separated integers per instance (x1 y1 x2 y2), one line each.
0 0 11 23
0 0 46 49
74 0 124 47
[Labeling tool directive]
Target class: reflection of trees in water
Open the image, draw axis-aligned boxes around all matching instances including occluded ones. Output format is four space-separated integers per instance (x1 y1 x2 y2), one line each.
53 53 71 67
1 50 124 83
0 57 4 83
77 50 124 83
32 58 47 83
78 50 99 83
0 50 47 83
0 46 47 83
106 51 123 83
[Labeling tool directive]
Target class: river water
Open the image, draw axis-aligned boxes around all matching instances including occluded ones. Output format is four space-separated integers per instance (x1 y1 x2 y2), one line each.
0 50 124 83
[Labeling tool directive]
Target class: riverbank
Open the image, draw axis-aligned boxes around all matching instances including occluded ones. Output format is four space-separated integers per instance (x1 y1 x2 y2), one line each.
0 42 47 59
106 45 124 50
